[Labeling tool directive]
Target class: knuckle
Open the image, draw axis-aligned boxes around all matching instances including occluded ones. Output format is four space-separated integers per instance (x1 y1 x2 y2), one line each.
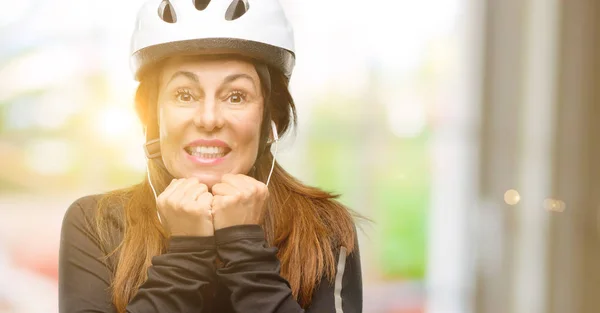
183 205 200 215
179 198 191 206
197 197 210 208
259 183 268 192
248 185 258 194
234 191 244 200
184 205 198 214
171 199 184 211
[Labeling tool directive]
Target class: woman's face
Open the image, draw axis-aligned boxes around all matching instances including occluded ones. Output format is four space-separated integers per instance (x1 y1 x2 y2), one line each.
157 56 264 189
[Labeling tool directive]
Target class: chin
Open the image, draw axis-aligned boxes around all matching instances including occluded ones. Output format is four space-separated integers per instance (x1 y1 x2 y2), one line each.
189 172 221 189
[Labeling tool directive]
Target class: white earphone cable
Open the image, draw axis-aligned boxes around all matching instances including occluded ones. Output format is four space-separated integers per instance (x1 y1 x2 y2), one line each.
266 138 278 187
146 161 163 224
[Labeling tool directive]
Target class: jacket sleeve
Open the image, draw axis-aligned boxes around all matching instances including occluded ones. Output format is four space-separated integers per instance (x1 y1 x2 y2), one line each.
59 196 217 313
305 243 362 313
214 225 363 313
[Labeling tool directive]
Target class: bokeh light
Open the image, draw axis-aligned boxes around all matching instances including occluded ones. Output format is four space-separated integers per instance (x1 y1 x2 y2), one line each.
544 198 566 212
504 189 521 205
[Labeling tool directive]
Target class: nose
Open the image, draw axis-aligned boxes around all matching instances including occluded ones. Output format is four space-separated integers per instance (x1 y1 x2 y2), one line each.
193 97 224 132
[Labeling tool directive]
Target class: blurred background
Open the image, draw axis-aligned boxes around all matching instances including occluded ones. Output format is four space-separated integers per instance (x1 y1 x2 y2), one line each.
1 0 600 312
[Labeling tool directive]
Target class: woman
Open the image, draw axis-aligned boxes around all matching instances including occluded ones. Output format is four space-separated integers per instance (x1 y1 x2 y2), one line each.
58 0 363 312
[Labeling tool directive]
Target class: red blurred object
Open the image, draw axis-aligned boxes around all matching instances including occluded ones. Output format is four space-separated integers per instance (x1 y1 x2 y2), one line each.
10 238 59 282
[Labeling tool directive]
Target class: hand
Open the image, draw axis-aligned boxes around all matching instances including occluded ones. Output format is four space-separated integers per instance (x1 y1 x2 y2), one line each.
211 174 269 230
156 178 214 237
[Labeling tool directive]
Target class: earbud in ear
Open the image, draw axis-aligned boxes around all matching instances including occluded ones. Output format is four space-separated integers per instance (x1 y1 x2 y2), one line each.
266 120 279 186
271 120 279 142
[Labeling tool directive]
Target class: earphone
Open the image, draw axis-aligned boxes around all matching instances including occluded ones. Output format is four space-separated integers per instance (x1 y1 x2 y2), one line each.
266 120 279 186
146 162 163 224
146 120 279 224
271 119 279 142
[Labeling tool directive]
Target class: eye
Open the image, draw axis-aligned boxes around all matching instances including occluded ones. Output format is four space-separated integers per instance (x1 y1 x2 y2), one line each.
227 91 246 104
175 90 195 102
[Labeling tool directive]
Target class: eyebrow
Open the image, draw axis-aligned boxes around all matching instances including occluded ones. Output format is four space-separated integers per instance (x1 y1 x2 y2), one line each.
167 71 257 90
223 73 256 90
167 71 199 85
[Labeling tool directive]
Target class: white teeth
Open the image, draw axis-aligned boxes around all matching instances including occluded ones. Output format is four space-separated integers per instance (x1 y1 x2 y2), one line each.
189 146 224 154
186 146 228 159
190 151 225 158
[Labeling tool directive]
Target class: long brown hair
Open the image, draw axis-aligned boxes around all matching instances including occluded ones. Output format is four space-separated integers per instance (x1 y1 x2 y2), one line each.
95 60 358 312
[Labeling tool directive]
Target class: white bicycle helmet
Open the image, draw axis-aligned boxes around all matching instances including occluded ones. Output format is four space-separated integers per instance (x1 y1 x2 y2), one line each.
130 0 295 81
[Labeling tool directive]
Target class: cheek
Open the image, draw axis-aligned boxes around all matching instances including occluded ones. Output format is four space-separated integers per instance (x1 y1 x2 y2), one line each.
158 106 188 152
241 124 261 152
158 107 170 140
230 111 263 150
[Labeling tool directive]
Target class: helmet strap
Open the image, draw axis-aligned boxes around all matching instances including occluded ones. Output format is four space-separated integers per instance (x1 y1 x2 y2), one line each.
144 85 162 159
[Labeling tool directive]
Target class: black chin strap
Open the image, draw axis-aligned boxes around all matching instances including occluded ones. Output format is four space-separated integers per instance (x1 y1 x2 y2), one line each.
144 72 162 160
144 137 161 159
144 117 161 159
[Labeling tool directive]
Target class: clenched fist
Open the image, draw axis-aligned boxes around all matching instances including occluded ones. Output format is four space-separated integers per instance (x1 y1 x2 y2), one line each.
156 178 214 237
211 174 269 230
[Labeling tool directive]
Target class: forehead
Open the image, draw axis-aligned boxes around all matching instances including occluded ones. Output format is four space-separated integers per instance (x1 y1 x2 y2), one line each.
160 55 258 79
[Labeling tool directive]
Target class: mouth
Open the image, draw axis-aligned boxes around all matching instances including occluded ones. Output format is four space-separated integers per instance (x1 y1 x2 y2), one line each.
184 146 232 159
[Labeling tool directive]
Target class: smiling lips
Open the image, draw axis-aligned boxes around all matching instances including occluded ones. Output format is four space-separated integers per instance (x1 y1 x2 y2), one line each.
184 139 231 165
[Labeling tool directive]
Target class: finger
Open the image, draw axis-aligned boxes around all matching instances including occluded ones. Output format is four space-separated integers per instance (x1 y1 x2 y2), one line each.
157 179 185 210
211 182 240 196
230 174 262 199
184 188 203 203
159 178 184 199
239 174 268 196
211 195 233 213
184 182 208 201
221 173 244 186
177 182 209 214
196 191 213 203
238 174 260 185
220 173 236 184
180 179 208 203
221 174 252 195
171 178 202 204
157 179 184 219
196 192 214 212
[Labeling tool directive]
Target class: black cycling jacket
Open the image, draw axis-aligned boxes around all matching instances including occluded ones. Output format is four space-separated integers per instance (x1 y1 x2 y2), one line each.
59 195 362 313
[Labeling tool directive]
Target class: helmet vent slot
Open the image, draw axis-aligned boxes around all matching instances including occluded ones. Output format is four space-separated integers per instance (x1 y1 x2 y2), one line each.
225 0 249 21
193 0 211 11
158 0 177 23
